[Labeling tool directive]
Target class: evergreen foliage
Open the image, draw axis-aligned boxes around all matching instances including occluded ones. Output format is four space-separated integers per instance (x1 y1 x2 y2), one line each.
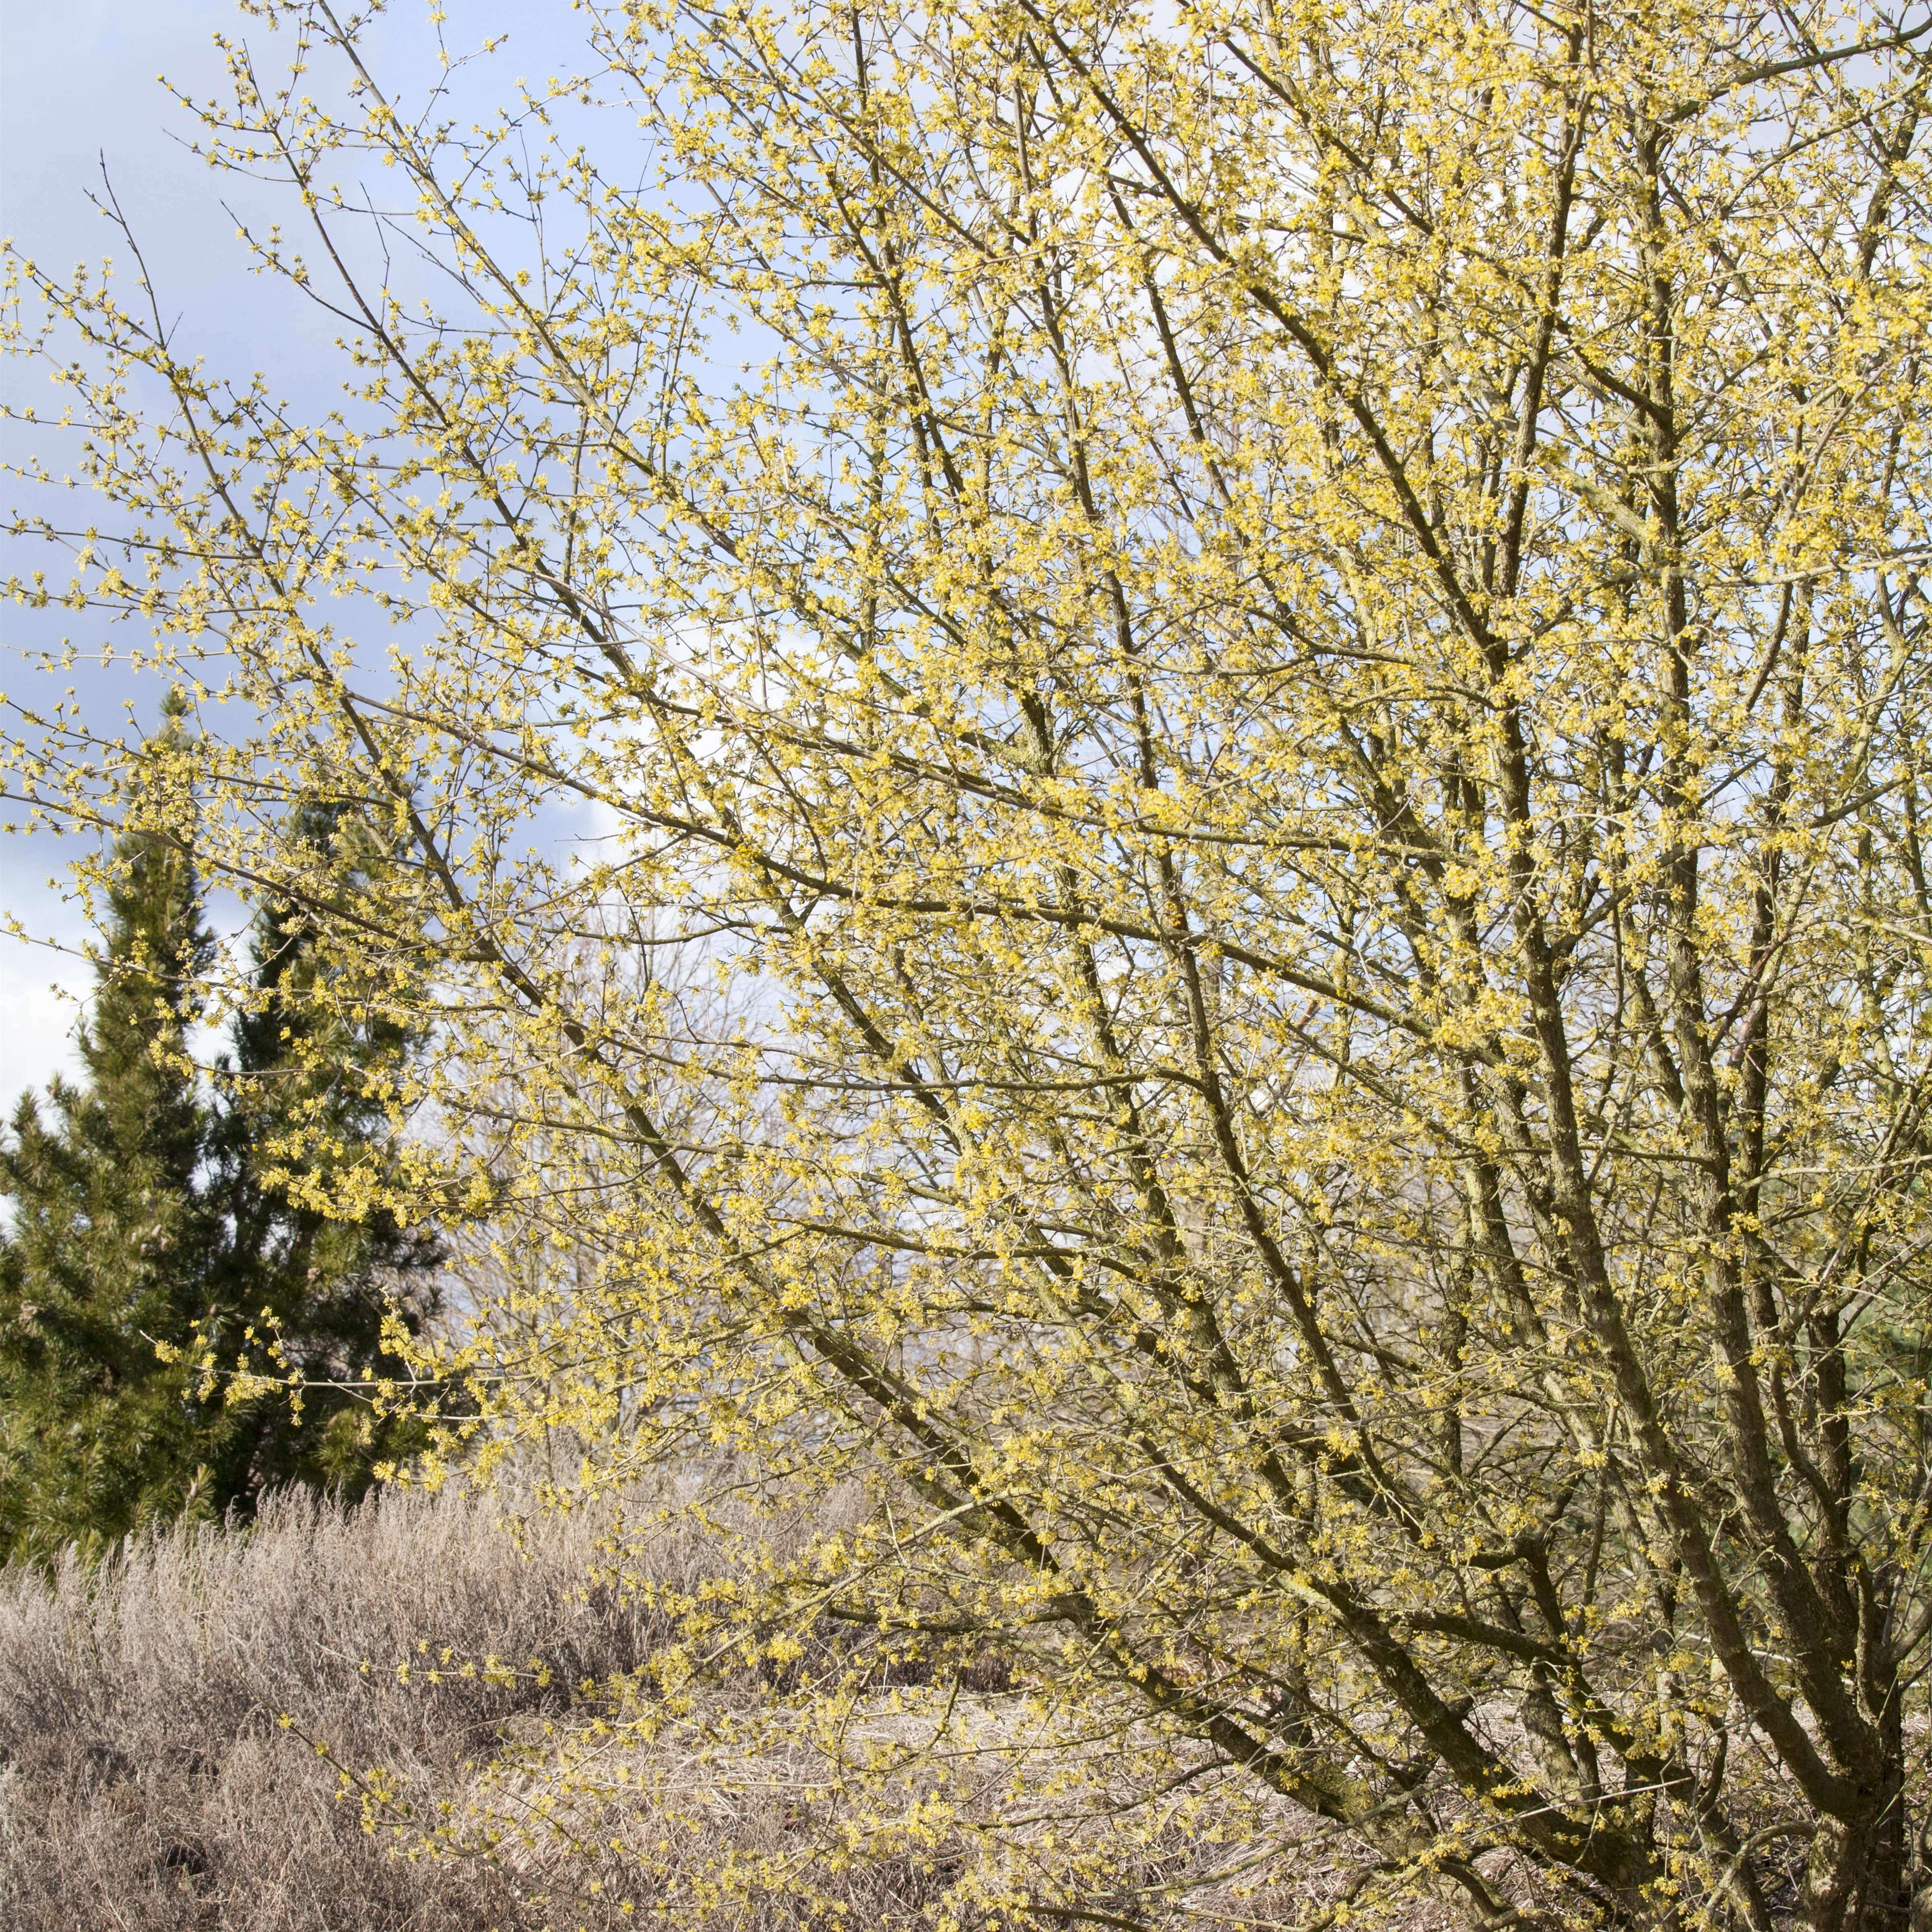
0 765 216 1556
0 744 440 1563
202 799 444 1505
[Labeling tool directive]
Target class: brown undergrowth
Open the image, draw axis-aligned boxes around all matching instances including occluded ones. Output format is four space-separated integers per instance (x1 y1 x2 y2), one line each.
0 1483 663 1928
0 1479 1355 1932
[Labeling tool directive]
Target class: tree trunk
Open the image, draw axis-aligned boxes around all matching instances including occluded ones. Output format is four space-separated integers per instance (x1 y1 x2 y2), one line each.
1800 1692 1909 1932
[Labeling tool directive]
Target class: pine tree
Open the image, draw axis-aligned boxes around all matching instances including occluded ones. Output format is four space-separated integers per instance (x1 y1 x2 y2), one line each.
0 755 442 1560
0 741 217 1558
201 800 443 1502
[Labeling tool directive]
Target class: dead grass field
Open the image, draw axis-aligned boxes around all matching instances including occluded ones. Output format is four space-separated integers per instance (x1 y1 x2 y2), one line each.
0 1484 672 1928
0 1481 1349 1932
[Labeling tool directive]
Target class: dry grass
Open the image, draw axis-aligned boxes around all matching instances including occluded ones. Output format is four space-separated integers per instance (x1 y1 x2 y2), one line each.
0 1483 682 1930
0 1480 1368 1932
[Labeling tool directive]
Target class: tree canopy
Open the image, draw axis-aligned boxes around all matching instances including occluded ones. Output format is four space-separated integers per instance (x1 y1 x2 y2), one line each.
4 0 1930 1925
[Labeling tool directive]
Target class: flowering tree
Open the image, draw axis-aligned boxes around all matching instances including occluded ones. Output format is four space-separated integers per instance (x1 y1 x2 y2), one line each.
6 1 1931 1924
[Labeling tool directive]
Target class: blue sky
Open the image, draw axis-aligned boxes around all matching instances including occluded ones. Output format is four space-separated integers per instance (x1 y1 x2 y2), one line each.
3 0 248 1100
0 0 582 1106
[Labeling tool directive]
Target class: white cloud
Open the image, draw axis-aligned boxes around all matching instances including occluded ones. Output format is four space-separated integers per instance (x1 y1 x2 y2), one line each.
0 932 87 1108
